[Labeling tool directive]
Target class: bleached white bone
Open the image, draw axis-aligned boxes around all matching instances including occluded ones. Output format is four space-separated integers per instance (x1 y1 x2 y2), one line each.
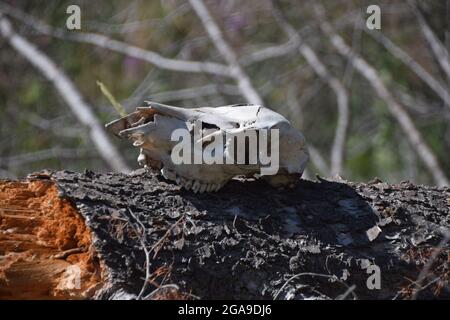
106 102 309 192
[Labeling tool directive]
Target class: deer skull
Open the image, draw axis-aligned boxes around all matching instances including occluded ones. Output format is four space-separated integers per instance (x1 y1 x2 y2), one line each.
106 101 309 193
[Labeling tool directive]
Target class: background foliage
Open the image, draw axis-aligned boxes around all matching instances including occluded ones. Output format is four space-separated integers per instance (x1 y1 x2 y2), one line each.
0 0 448 186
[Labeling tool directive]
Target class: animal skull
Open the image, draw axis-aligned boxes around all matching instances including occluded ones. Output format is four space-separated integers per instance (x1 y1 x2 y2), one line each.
106 101 309 193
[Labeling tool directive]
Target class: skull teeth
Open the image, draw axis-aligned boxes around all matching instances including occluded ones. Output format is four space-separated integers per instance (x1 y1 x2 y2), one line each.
161 168 225 193
184 179 193 190
192 180 201 193
161 168 177 181
199 184 208 193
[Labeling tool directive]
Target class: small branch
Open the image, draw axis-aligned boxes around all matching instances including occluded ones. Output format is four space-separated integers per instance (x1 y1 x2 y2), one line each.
149 215 186 259
188 0 263 105
411 231 450 299
408 0 450 81
0 2 230 77
313 3 449 187
336 284 357 300
273 272 357 300
272 2 349 176
239 40 298 66
126 209 151 300
238 6 372 67
3 147 93 167
142 284 180 300
238 5 375 67
367 29 450 109
0 15 131 173
126 207 186 300
396 89 450 122
307 144 330 175
25 113 88 138
147 84 241 102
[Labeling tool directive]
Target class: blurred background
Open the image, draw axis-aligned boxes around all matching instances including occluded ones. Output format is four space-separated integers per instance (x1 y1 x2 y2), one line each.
0 0 449 186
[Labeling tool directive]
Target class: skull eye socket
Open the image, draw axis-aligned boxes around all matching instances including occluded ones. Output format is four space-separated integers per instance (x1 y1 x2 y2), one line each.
201 122 220 130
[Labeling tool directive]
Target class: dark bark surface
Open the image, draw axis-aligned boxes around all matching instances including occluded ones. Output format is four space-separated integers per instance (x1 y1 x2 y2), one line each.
33 170 449 300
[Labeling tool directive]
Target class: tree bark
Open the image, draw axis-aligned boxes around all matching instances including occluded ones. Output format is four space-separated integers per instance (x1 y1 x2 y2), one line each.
1 170 449 300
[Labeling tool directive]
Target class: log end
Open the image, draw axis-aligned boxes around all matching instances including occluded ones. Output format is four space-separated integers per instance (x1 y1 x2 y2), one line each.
0 180 103 299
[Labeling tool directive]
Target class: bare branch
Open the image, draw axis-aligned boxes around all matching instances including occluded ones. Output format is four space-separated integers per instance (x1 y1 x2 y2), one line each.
313 4 449 187
25 113 88 138
307 144 330 175
238 6 377 67
411 230 450 299
115 84 241 111
126 208 152 300
272 2 349 176
0 2 230 77
3 147 92 167
285 79 330 179
188 0 263 105
147 84 241 102
396 89 450 119
273 272 357 300
408 0 450 81
367 29 450 108
0 15 131 173
239 40 298 66
143 284 181 300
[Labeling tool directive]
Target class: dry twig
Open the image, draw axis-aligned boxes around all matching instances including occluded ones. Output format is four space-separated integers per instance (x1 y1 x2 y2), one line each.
272 2 349 176
313 3 449 187
0 15 130 173
188 0 263 105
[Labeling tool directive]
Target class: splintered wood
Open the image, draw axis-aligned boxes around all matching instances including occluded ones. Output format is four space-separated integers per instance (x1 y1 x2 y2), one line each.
0 180 103 299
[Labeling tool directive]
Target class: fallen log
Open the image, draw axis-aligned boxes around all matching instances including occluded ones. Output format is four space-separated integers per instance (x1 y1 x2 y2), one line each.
0 170 448 299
